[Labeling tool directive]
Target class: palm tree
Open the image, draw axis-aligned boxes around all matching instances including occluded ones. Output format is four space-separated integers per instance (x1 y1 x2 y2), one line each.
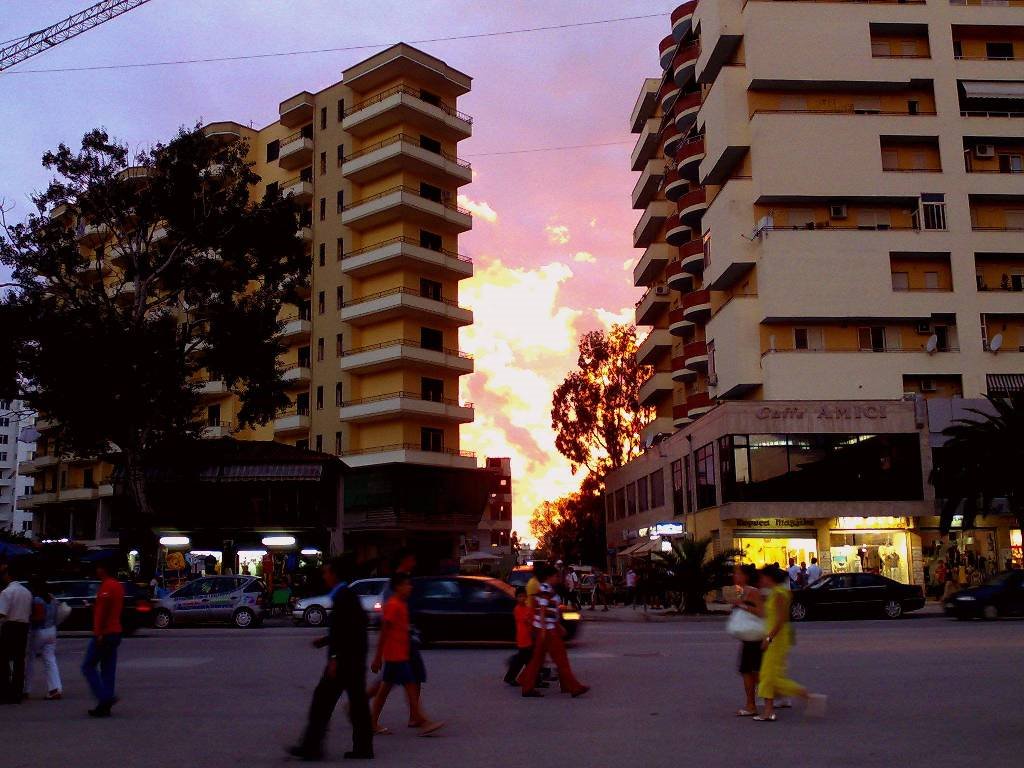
655 536 743 614
931 393 1024 534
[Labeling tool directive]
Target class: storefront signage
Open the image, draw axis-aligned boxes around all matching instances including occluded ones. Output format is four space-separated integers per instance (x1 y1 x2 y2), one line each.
649 522 685 538
744 518 818 529
755 404 889 421
835 516 909 530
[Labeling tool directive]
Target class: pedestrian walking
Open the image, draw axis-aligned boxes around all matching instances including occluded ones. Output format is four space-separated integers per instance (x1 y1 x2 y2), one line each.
503 587 533 686
806 558 822 585
24 575 62 700
288 556 373 761
754 566 826 721
786 558 801 590
520 565 589 698
81 561 124 717
589 568 610 612
370 574 442 736
798 562 809 589
564 567 580 610
0 563 32 704
728 565 764 717
625 568 638 607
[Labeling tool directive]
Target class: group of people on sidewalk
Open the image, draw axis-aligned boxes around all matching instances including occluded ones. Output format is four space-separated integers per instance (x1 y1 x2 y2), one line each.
0 560 122 716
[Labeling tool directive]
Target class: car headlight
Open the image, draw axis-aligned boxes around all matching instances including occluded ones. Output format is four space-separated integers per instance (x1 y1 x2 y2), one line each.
561 611 581 621
956 596 976 602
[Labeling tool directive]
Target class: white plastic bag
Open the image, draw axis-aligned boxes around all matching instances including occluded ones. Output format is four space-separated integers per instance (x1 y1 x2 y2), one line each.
55 600 72 626
726 608 764 642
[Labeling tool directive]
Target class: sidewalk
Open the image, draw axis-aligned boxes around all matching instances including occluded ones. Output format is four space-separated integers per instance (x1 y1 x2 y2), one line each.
578 601 946 623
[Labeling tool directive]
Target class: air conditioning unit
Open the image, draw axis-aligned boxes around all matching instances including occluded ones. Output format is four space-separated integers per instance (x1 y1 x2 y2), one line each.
708 374 719 386
655 286 670 296
829 204 848 220
920 379 937 393
975 144 995 159
915 322 932 334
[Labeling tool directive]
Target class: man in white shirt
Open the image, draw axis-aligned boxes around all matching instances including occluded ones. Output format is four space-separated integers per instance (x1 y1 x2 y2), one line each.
807 557 823 584
0 565 33 704
787 558 802 590
625 568 638 606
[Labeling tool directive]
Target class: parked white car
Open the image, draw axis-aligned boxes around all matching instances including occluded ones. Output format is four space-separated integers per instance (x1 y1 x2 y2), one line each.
291 577 388 627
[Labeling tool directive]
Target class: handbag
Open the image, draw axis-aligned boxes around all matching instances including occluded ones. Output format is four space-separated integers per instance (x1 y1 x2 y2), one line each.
54 600 72 627
726 607 765 642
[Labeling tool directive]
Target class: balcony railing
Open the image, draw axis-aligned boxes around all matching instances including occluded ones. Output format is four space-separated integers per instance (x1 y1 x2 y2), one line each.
342 338 473 360
343 84 473 124
961 110 1024 118
343 133 471 168
342 235 471 263
752 108 937 118
341 443 476 459
762 345 959 358
281 128 312 147
341 185 471 216
341 285 462 309
341 391 473 409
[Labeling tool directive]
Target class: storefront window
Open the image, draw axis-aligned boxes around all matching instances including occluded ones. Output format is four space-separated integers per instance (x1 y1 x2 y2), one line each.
695 442 717 509
721 433 923 503
829 530 910 584
1012 529 1022 568
735 534 818 570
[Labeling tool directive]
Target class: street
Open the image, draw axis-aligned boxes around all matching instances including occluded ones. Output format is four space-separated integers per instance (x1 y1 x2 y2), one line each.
3 615 1023 768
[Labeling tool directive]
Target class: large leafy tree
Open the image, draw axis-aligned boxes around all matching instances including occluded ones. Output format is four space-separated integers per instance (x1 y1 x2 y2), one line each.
0 127 309 567
655 536 743 614
931 393 1024 534
551 323 652 477
529 473 606 566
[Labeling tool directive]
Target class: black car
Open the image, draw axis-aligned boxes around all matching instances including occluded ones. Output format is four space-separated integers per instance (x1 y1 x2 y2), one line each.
46 580 152 634
944 570 1024 620
409 576 581 644
789 573 925 621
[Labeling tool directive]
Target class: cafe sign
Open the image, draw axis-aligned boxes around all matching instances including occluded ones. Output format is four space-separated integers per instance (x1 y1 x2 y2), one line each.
744 518 818 529
756 404 889 421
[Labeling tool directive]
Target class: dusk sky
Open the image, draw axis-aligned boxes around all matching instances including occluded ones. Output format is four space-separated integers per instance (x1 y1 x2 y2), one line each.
1 1 672 539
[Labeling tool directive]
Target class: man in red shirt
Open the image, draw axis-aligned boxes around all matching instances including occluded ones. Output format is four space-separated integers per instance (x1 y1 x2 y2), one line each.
81 561 124 717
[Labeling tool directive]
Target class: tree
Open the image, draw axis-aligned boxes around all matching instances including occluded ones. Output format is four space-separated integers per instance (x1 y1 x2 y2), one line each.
529 473 607 565
654 536 743 614
0 127 309 570
931 393 1024 534
551 323 652 477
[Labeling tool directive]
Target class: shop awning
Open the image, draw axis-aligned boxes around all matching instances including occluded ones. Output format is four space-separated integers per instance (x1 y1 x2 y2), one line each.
987 373 1024 397
213 464 325 482
962 81 1024 100
619 540 659 558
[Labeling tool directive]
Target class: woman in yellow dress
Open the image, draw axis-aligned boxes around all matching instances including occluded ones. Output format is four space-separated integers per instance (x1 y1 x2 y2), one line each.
754 566 827 721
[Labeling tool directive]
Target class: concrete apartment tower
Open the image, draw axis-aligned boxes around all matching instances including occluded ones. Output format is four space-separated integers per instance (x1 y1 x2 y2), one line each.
1 400 35 536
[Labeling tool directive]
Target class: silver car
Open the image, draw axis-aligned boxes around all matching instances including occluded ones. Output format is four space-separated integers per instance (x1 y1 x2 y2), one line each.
153 575 267 629
292 577 388 627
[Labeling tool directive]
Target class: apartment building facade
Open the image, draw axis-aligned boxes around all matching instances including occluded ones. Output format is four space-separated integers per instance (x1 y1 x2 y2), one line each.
471 457 514 554
1 400 34 536
614 0 1024 582
22 44 489 565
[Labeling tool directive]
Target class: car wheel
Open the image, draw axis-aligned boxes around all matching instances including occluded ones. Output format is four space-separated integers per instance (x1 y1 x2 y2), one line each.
303 605 326 627
790 602 808 622
153 609 172 629
233 607 255 628
883 600 903 619
982 604 999 620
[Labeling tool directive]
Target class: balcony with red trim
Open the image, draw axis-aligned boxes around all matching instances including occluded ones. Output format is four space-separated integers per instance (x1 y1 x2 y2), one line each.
674 91 702 133
684 340 709 372
664 168 687 202
659 79 680 113
666 258 693 292
682 288 712 323
665 213 692 246
660 34 679 71
680 239 705 275
669 306 693 337
661 123 684 157
672 41 700 88
687 390 714 418
671 354 696 383
671 1 698 42
672 403 691 428
678 186 708 227
677 137 705 182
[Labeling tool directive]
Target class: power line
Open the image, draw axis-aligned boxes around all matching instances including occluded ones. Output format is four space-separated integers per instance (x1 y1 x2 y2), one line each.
2 11 669 75
465 140 632 158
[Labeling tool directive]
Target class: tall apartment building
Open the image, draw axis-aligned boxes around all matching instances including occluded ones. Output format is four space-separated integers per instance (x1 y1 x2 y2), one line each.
1 400 35 536
23 44 489 564
471 457 514 554
608 1 1024 584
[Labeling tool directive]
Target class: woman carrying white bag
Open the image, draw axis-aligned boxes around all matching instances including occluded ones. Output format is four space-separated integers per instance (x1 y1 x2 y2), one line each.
23 575 67 700
726 564 765 717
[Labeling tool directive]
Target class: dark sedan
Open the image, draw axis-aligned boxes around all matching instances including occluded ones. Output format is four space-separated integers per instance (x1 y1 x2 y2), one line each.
46 580 152 634
789 573 925 621
409 576 581 644
944 570 1024 620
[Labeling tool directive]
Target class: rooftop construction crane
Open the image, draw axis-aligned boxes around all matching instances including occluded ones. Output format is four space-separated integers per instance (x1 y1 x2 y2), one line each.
0 0 152 72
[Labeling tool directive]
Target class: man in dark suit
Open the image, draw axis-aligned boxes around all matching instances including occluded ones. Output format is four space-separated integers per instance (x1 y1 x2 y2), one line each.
288 556 373 761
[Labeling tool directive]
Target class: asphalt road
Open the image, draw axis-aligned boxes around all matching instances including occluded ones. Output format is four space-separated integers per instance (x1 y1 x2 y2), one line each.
3 616 1022 767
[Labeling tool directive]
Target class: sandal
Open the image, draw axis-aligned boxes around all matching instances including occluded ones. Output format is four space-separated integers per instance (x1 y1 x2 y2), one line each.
752 714 776 722
374 727 392 736
736 709 757 717
418 721 444 737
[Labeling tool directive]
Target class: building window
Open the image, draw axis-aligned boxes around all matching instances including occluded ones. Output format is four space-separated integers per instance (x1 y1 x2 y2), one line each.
298 347 311 369
695 442 716 509
316 386 323 410
336 333 343 357
317 292 325 314
671 460 685 516
335 383 343 407
419 182 443 203
794 327 824 351
319 198 326 221
318 243 326 267
637 477 649 512
336 238 344 261
891 272 910 291
986 41 1014 60
421 427 444 452
337 144 344 167
266 140 279 162
858 326 888 352
420 278 442 301
650 468 665 508
420 135 442 154
421 378 444 402
920 193 946 230
337 98 344 122
924 271 940 290
296 439 309 450
421 327 443 351
336 190 344 214
315 434 323 453
320 106 327 130
334 431 342 455
420 230 443 251
614 488 626 521
319 152 327 175
317 338 324 362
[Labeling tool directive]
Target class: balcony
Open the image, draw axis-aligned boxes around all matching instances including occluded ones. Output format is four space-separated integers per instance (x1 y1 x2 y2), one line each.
340 443 477 470
279 92 314 128
296 226 313 244
660 35 679 71
279 130 314 171
282 366 312 387
695 0 743 85
203 121 244 143
339 392 474 425
664 168 688 202
641 416 677 446
671 1 697 42
202 420 233 439
666 213 692 246
680 239 706 275
633 242 675 287
77 259 111 281
19 454 60 474
342 85 472 141
678 187 708 227
60 486 101 503
341 236 473 279
633 200 674 248
279 317 312 343
706 295 762 399
343 134 472 187
342 186 472 233
673 403 691 428
659 80 681 114
639 371 675 407
281 177 313 204
76 222 109 246
273 411 310 436
632 78 662 131
197 379 228 400
684 340 709 372
669 306 693 337
105 281 136 304
632 159 667 210
637 329 673 366
662 123 684 157
631 118 662 171
635 285 671 326
339 339 474 376
672 354 696 383
698 65 750 185
672 41 700 89
687 390 714 418
677 137 705 182
674 91 702 134
666 259 693 292
340 286 473 327
683 289 712 323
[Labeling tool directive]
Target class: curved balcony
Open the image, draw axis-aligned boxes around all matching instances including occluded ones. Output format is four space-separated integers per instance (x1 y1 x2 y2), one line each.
687 390 714 418
661 123 684 156
671 355 696 383
341 286 473 328
339 339 474 376
342 84 472 141
340 392 474 426
674 91 702 134
342 133 472 187
682 289 712 323
666 258 693 292
659 35 679 71
665 213 692 247
678 187 708 228
342 236 473 280
639 371 674 407
684 340 709 372
663 168 688 202
672 403 691 429
342 185 473 234
677 137 705 182
671 1 698 42
659 80 680 113
680 239 705 275
669 306 694 337
672 41 700 88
